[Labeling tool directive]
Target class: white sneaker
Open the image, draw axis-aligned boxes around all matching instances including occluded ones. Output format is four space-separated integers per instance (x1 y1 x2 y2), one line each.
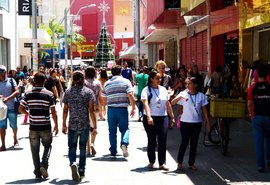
71 163 80 182
121 145 129 158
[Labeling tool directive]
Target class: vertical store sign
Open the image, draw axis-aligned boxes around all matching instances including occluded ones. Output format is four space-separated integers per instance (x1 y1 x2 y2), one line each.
18 0 32 15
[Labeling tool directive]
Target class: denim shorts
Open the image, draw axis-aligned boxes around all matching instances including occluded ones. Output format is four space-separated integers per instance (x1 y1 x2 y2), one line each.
0 109 17 129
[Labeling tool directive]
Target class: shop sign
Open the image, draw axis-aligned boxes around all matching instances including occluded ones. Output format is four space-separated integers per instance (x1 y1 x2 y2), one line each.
18 0 32 16
80 45 95 52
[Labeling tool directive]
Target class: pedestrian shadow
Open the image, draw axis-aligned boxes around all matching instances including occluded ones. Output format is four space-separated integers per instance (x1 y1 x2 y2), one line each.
4 145 24 151
136 146 147 152
49 178 89 184
6 178 48 184
92 154 128 162
130 166 158 173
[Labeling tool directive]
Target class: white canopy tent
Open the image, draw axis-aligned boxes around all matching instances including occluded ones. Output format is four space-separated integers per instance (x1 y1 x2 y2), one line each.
119 42 148 59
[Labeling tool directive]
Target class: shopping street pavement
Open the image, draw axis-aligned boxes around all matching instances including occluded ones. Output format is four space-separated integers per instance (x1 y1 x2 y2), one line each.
0 104 270 185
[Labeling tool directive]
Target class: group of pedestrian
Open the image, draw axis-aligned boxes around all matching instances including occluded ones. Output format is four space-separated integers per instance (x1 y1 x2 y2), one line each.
1 59 270 183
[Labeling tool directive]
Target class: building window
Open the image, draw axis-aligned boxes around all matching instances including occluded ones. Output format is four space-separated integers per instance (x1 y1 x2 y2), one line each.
0 0 9 11
165 0 180 9
0 38 10 69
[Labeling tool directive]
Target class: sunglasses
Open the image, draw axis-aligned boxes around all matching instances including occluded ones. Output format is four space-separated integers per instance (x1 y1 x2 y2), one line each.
0 69 5 73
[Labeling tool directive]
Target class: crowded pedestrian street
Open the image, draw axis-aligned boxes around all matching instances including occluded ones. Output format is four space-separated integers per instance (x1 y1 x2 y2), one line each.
1 1 270 184
0 104 269 185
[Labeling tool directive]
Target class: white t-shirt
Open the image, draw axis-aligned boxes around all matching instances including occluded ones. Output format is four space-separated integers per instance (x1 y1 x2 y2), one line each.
141 85 169 116
178 91 208 123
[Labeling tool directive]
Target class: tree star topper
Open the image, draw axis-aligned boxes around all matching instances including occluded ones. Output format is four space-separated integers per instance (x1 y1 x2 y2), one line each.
98 0 110 20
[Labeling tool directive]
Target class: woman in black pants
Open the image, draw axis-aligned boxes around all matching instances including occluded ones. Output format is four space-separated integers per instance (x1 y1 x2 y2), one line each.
171 77 210 170
141 70 175 171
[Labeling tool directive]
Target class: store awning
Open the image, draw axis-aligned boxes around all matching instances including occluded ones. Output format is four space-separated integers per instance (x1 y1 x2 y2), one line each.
119 42 148 59
143 28 178 44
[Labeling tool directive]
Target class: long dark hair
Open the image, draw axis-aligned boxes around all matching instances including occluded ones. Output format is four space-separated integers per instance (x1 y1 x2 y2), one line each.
147 70 158 104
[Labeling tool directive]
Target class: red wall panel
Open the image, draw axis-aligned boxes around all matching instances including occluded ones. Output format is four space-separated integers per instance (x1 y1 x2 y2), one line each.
202 31 207 72
146 0 164 28
82 13 98 35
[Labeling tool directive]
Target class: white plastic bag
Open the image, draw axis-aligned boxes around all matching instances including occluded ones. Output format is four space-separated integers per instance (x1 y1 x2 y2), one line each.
0 98 8 121
133 85 138 97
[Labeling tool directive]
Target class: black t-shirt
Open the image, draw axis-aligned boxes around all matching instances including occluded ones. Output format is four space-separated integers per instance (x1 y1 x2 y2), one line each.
252 81 270 116
44 76 56 93
160 74 173 90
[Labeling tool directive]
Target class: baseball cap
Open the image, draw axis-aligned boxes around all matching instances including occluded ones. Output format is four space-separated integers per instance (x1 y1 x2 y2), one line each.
0 65 7 73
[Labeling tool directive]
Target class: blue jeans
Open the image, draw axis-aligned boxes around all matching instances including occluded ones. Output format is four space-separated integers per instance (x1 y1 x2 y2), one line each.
252 116 270 169
143 115 168 166
0 109 17 129
68 129 89 173
107 107 129 155
29 129 52 176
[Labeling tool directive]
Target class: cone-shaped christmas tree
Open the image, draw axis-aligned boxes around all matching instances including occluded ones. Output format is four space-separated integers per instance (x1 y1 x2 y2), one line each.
93 20 114 68
93 0 114 68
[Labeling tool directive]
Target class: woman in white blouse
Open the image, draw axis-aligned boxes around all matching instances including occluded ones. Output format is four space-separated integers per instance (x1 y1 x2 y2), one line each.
171 77 210 171
141 70 175 171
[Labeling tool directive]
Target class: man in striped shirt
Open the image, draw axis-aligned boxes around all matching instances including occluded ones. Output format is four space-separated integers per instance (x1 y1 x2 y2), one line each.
102 65 136 157
19 72 58 180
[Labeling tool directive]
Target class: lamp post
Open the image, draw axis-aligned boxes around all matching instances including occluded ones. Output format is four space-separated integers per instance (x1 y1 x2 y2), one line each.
69 4 96 75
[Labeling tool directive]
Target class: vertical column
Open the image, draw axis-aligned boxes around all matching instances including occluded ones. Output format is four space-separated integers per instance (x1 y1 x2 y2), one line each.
135 0 140 70
32 0 38 72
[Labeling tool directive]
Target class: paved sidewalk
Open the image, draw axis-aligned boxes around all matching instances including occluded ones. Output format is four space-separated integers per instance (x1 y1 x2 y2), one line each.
0 106 270 185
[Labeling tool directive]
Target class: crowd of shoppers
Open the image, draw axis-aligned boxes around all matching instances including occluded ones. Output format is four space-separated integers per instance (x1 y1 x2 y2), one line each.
1 59 270 182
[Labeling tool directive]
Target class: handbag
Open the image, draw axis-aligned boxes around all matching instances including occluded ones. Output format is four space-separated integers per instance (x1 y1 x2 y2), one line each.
0 98 8 121
9 78 21 113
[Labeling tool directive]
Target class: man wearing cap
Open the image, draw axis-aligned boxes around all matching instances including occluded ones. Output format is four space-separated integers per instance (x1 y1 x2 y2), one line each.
0 65 20 151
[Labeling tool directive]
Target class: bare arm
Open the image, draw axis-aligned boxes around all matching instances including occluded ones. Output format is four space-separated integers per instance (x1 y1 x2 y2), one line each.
247 100 253 117
202 105 210 132
141 99 153 125
50 106 59 136
171 93 184 105
3 86 19 104
102 96 107 106
62 103 68 134
127 91 136 117
166 101 175 126
89 100 97 129
52 86 59 100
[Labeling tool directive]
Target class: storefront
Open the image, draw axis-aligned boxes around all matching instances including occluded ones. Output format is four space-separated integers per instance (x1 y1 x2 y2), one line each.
239 0 270 85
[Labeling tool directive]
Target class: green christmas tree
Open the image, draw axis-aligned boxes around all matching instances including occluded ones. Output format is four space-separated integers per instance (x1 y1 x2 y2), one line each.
93 20 114 68
93 0 114 68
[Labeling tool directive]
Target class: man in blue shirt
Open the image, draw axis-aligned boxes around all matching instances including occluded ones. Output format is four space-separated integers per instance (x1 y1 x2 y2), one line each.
0 65 19 151
121 62 133 83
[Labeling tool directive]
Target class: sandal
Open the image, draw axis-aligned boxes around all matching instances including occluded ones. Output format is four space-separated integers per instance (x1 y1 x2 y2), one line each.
177 163 183 170
189 165 198 170
0 147 6 151
159 165 169 171
147 163 154 169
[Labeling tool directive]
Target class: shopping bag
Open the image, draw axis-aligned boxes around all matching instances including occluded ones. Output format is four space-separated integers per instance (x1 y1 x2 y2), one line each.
0 99 8 121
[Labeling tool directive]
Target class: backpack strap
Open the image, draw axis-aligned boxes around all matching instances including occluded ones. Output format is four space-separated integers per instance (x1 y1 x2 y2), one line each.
9 78 15 92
